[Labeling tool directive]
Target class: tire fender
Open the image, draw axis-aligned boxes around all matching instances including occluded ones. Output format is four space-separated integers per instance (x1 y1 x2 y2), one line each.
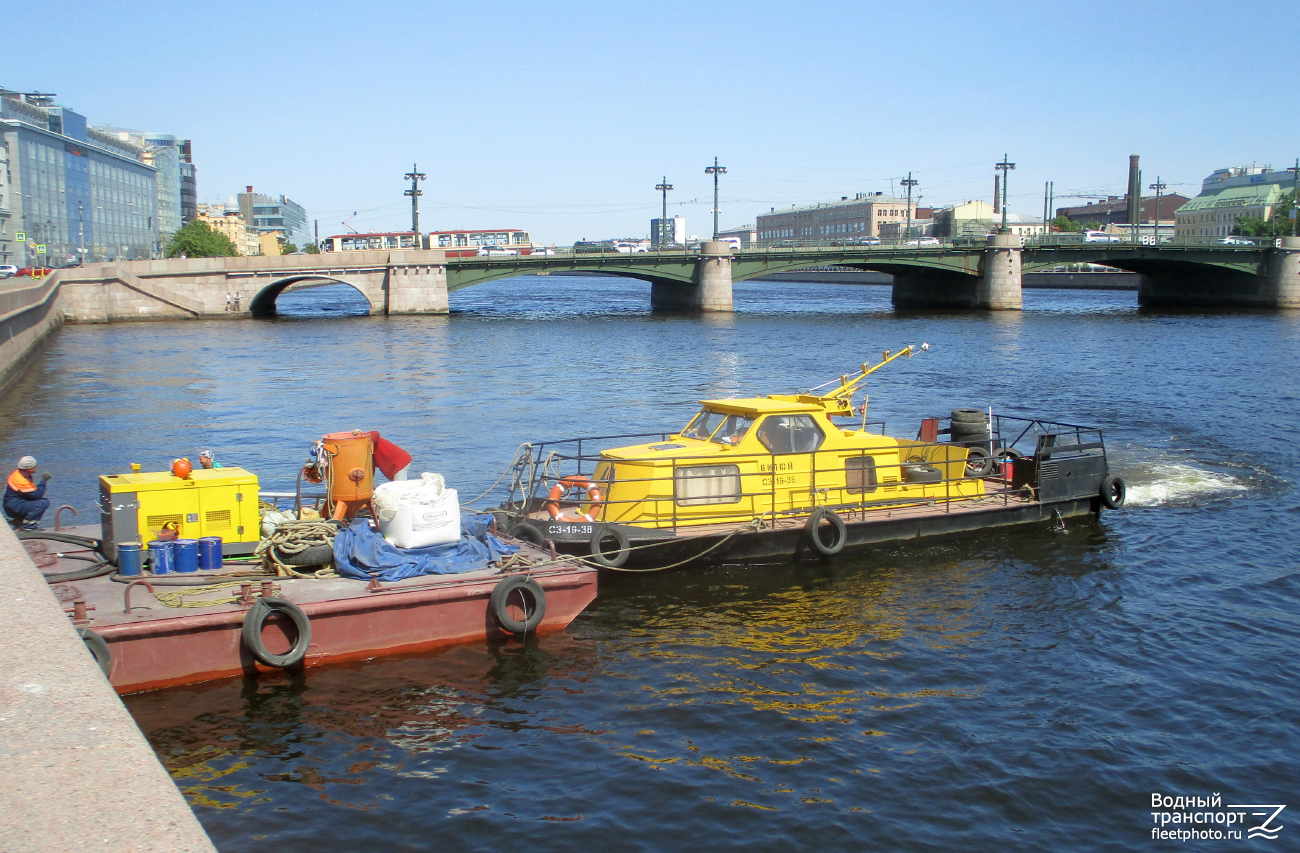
508 520 546 547
78 628 112 678
588 526 631 568
489 575 547 634
1100 474 1126 510
806 507 847 556
242 597 312 668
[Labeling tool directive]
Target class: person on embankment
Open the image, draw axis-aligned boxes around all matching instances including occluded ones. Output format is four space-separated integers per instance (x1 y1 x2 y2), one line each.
4 456 51 530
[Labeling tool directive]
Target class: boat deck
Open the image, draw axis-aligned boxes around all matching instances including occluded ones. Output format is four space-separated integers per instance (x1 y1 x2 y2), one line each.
26 525 598 693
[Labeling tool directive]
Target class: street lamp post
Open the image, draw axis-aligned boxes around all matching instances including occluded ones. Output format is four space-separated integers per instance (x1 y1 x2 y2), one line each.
995 154 1016 233
655 177 674 248
901 172 918 241
705 157 727 241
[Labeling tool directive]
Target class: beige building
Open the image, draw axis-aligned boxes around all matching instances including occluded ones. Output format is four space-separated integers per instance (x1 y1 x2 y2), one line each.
757 193 917 241
196 203 260 256
258 230 287 257
934 200 1045 239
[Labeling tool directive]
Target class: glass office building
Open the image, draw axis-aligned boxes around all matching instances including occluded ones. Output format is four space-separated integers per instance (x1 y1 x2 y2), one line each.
0 89 160 266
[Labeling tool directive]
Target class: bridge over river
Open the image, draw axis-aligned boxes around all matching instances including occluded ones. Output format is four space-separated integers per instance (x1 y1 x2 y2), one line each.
35 236 1300 323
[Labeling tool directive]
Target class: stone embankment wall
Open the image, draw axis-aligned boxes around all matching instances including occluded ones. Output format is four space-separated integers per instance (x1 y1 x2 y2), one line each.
0 277 64 398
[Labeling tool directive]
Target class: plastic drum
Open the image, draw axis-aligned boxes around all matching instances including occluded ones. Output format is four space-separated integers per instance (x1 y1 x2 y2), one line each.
117 543 144 577
147 539 174 575
198 536 223 571
173 539 200 573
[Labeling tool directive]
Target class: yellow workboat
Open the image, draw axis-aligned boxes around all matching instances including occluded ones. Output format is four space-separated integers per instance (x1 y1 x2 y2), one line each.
496 345 1125 569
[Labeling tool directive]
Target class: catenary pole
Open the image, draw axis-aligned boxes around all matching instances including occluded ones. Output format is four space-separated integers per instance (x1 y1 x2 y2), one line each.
705 157 727 241
656 177 674 248
403 163 426 235
995 154 1016 233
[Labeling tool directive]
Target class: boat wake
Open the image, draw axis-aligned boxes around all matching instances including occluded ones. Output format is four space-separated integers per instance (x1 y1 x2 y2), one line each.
1119 460 1249 507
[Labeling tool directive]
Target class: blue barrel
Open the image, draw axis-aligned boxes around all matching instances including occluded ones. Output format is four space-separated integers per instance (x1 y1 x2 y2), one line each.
147 540 174 575
173 539 200 573
117 543 144 577
198 536 223 571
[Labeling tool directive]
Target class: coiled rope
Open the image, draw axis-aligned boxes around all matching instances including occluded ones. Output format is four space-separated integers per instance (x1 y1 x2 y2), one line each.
256 519 340 578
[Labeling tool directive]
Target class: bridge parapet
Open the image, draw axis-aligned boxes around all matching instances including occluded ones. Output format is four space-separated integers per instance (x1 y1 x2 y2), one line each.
54 250 449 322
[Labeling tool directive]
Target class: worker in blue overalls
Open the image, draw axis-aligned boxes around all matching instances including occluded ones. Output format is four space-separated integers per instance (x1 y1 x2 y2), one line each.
5 456 51 530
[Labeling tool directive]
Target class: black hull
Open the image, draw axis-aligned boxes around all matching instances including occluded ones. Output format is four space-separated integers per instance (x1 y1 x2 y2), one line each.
512 496 1103 571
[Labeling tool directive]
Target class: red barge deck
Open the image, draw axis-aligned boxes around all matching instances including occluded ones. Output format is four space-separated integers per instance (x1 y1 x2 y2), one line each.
33 527 597 695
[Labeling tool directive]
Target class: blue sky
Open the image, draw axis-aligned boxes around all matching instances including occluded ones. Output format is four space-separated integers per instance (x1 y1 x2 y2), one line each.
8 0 1298 244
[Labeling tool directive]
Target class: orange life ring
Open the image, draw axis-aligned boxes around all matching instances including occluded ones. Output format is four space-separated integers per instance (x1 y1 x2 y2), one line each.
546 475 602 522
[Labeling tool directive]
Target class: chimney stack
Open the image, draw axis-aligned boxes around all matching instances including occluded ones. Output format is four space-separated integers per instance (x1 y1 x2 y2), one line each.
993 174 1001 213
1127 156 1140 225
246 185 253 193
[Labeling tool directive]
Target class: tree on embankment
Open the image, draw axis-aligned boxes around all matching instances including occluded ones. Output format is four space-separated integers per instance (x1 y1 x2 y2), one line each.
1233 191 1296 239
164 220 238 258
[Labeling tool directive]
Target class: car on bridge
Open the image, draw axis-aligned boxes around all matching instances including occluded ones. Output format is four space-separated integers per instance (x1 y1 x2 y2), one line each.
1084 230 1123 243
477 245 519 257
905 237 942 247
1218 236 1256 246
527 247 558 256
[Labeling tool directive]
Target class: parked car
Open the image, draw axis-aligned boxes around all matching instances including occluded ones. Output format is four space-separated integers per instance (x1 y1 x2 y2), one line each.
476 245 519 257
16 266 52 277
1218 236 1256 246
1083 230 1122 243
0 264 17 279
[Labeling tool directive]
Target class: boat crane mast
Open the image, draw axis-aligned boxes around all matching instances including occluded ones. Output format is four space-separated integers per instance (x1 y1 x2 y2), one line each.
777 343 930 417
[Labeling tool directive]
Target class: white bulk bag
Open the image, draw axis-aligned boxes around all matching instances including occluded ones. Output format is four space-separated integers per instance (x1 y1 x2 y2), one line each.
372 472 461 549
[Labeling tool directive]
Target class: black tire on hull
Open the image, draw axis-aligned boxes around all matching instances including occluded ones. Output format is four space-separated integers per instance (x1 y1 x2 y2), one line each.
589 526 631 568
78 628 112 678
806 507 847 556
489 575 547 634
508 520 546 546
242 597 312 668
1100 474 1126 509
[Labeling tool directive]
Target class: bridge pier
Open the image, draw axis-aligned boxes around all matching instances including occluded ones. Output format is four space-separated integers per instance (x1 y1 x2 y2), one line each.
978 233 1023 310
651 241 733 312
1266 236 1300 308
383 251 449 314
890 234 1021 310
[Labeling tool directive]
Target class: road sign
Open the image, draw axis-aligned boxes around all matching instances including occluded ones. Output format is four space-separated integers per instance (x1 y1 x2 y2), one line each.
35 244 46 254
14 232 25 242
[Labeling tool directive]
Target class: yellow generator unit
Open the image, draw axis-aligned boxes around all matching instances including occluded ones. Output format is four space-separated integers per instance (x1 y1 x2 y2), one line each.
99 467 261 561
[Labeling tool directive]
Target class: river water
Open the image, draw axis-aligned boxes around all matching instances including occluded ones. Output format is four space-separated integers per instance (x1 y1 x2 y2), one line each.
2 278 1297 851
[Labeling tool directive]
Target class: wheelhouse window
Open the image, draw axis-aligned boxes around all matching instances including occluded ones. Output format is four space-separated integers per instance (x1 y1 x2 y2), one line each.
674 464 741 506
681 410 754 445
845 456 877 494
757 415 825 455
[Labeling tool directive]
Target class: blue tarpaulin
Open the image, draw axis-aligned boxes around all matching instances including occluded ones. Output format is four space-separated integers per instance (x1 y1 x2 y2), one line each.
333 513 519 582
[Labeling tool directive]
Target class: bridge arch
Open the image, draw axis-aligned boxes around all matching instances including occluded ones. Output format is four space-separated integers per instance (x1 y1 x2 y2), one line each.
247 275 375 317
